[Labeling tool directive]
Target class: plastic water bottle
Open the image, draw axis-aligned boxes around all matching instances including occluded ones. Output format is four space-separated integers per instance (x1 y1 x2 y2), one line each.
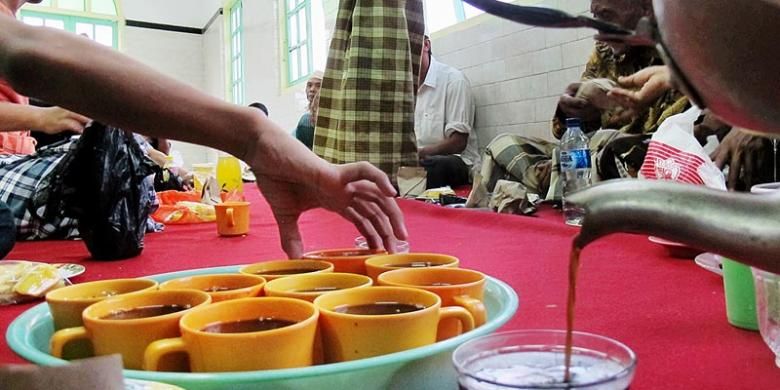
560 118 592 226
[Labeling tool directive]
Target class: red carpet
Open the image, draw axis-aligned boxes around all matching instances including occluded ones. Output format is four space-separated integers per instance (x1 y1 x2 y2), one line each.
1 188 778 388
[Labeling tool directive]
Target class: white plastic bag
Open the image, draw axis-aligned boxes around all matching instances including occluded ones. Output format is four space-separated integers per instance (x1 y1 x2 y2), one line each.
639 107 727 190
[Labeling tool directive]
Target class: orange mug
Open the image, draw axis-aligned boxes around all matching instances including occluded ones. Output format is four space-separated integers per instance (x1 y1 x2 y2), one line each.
215 201 250 236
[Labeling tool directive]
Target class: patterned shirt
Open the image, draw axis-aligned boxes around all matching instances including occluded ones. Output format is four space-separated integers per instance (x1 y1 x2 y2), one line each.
552 42 690 139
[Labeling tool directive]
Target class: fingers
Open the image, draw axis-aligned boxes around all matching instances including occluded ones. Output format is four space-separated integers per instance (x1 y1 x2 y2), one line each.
727 149 742 191
339 162 397 197
274 214 304 259
559 94 588 110
351 180 408 241
342 207 383 250
743 151 756 190
607 88 641 108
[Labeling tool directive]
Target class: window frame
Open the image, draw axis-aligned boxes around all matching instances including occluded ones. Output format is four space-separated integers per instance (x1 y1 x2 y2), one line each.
19 0 123 48
226 0 245 105
283 0 313 86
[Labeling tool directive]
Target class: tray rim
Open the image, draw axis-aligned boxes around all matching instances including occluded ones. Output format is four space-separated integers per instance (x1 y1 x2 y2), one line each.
7 264 519 384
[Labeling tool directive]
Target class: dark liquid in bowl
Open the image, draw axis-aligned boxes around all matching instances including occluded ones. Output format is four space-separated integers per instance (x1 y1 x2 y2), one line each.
334 302 425 315
102 304 191 320
259 268 321 275
201 317 296 333
295 286 340 293
387 262 440 268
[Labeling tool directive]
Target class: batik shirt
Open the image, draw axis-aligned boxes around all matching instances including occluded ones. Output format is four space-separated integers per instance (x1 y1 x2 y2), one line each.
552 42 690 139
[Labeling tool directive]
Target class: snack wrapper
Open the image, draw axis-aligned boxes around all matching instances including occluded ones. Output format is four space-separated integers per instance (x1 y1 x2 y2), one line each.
639 107 727 190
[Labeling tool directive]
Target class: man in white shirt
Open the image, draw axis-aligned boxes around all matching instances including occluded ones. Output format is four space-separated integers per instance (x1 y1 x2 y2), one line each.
415 36 479 189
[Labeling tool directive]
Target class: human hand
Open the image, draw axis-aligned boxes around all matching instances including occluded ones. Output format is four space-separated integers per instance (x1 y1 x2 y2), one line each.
711 128 770 190
254 159 407 259
417 146 432 162
693 110 730 146
558 83 600 122
608 66 672 109
35 106 90 135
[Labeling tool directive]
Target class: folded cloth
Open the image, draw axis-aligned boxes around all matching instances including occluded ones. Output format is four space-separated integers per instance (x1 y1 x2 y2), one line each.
313 0 425 183
488 179 537 215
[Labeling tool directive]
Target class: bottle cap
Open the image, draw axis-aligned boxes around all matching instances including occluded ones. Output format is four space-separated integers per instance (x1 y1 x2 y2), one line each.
565 118 582 128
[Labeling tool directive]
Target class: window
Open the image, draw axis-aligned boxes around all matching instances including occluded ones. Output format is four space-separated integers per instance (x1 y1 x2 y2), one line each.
228 0 245 104
284 0 313 85
423 0 485 34
19 0 121 48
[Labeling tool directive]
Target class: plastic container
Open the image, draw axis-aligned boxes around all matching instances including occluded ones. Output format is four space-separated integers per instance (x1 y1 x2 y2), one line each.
560 118 592 226
723 258 758 330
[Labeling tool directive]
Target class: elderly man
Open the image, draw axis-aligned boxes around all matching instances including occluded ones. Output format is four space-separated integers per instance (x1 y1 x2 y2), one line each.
471 0 688 204
293 71 322 150
415 36 478 189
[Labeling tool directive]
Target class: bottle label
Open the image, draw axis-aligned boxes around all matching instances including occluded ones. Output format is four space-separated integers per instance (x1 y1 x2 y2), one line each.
560 149 591 170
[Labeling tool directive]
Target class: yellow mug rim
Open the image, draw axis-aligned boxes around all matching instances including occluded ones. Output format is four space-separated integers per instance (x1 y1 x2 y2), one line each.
45 278 158 304
313 286 441 319
377 267 484 291
82 289 211 326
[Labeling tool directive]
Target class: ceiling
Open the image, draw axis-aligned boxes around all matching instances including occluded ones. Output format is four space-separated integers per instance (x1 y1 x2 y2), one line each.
122 0 223 28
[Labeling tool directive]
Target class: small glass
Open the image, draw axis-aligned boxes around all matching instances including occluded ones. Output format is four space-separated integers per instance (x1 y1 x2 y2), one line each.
751 268 780 367
354 236 410 253
453 330 636 390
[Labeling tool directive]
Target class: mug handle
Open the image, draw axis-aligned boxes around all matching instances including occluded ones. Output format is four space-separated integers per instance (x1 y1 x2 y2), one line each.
226 208 235 228
453 295 487 327
437 306 475 340
143 337 187 371
50 326 89 358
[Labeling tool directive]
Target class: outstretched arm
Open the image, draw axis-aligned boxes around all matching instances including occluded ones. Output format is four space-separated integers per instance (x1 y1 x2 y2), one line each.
0 103 88 134
0 15 407 257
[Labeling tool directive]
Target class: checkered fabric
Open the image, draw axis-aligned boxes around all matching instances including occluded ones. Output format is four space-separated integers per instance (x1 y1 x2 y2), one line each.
313 0 425 183
0 140 79 240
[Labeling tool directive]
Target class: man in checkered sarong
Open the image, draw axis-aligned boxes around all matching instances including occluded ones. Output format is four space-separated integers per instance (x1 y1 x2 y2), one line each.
313 0 425 184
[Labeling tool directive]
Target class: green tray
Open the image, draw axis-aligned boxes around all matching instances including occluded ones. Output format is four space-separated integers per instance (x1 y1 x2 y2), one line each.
7 265 518 390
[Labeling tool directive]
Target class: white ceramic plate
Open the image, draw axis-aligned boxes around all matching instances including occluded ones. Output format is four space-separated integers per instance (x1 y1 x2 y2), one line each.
694 253 724 276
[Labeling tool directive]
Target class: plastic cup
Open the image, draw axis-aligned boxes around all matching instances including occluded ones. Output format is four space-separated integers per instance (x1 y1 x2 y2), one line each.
751 268 780 367
354 236 410 253
723 258 758 330
453 330 636 389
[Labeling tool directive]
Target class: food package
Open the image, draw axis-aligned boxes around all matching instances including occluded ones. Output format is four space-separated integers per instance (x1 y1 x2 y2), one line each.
152 190 216 224
639 107 727 190
0 261 64 305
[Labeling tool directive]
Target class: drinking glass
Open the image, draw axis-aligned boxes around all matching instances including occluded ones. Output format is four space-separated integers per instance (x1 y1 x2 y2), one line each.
453 330 636 390
751 268 780 367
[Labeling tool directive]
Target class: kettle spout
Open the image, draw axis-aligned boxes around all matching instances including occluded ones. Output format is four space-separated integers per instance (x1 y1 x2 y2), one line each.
568 179 780 273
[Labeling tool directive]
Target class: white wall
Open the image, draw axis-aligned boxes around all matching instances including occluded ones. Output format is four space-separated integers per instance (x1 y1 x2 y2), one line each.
242 0 309 133
432 0 593 148
122 26 213 167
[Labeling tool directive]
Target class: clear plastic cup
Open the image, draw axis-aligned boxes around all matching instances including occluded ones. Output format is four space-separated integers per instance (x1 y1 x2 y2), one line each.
354 236 410 253
751 268 780 367
453 330 636 390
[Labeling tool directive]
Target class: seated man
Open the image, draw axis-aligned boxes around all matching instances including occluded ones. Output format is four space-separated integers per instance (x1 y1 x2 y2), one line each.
473 0 688 202
293 72 322 150
415 36 479 189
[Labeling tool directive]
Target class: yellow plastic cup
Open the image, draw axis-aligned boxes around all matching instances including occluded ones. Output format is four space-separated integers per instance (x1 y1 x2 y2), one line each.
264 272 373 302
364 253 460 281
313 286 474 363
50 289 211 370
239 260 334 281
143 297 319 372
159 273 265 302
377 267 486 339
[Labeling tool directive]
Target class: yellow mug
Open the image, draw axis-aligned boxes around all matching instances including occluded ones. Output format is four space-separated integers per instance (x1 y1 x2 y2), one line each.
313 286 474 363
214 201 250 236
50 289 211 370
264 272 373 302
364 253 460 281
143 297 319 372
239 259 334 281
378 267 486 339
303 248 386 275
46 278 159 330
159 273 266 302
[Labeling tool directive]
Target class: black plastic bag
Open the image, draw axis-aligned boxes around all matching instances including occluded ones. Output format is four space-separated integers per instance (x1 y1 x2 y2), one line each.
58 124 156 260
